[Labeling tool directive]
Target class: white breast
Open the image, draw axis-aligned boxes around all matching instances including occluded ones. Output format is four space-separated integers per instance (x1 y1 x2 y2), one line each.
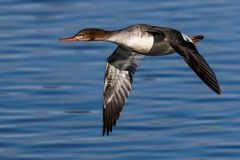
125 33 154 54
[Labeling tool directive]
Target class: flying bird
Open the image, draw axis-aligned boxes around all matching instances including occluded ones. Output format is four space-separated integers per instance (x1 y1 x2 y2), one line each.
60 24 221 136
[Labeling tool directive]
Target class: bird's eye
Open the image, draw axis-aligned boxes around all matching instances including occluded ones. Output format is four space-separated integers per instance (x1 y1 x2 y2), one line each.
81 33 85 36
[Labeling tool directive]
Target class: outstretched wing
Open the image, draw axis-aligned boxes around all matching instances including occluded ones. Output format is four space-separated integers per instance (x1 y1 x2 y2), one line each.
146 27 221 95
103 46 145 136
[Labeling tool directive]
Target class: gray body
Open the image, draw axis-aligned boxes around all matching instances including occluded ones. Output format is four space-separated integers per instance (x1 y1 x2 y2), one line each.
106 24 175 56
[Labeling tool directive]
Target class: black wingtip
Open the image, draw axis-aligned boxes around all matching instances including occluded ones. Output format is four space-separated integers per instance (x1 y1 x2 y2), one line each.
214 90 221 95
210 80 221 95
205 80 221 95
210 83 221 95
102 123 111 136
102 124 105 136
216 89 221 95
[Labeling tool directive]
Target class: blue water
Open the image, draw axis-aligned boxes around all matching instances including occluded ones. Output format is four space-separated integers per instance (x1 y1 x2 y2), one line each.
1 0 240 159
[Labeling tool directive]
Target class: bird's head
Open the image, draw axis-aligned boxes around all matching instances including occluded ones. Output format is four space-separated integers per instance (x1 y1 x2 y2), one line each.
59 28 108 41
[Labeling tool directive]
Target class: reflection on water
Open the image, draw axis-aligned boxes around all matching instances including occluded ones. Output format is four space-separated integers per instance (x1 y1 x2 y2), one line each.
0 0 240 159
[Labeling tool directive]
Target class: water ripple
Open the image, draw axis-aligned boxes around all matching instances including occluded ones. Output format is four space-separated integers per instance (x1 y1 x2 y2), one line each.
0 0 240 159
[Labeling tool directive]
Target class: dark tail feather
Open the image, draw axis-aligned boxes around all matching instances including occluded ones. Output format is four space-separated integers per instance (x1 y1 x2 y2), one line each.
190 35 204 44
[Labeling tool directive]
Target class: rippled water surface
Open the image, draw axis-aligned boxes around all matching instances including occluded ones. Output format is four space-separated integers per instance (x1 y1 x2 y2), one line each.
1 0 240 159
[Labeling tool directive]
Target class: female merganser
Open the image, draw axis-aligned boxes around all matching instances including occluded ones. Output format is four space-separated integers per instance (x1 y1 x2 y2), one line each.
60 24 221 136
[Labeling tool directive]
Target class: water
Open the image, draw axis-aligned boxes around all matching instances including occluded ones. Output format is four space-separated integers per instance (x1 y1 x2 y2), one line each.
0 0 240 159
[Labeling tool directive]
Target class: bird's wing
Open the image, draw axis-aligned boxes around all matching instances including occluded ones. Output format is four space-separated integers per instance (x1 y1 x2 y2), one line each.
146 27 221 94
103 46 145 136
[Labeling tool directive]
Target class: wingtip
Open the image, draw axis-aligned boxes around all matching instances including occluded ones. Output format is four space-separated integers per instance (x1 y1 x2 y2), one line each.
102 124 106 136
214 87 221 95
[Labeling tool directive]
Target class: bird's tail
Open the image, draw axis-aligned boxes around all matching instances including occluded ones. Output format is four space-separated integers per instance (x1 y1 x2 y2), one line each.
190 35 204 43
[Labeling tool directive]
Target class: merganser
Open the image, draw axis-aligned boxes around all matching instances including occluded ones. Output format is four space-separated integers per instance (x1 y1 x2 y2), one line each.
59 24 221 136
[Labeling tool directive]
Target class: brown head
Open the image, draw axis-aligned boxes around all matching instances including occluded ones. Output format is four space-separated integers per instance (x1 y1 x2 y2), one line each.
59 28 109 41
